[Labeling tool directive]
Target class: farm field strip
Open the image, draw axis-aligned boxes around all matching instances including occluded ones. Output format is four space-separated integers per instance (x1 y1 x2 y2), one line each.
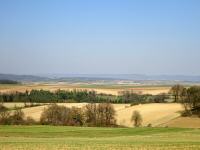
0 126 199 150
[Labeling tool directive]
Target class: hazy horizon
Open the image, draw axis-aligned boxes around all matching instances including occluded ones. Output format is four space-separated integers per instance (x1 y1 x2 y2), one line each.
1 0 200 75
1 73 200 78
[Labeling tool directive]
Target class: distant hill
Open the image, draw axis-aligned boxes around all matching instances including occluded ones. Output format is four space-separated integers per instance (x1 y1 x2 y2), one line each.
47 74 200 82
1 73 200 83
0 74 49 82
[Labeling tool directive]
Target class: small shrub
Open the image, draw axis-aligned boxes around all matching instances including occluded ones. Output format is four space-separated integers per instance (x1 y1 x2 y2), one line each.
181 110 192 117
25 117 37 125
130 102 140 106
147 123 152 127
0 111 11 125
0 104 11 125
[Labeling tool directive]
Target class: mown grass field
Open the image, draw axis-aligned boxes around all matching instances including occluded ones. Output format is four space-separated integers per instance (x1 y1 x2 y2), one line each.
0 126 200 150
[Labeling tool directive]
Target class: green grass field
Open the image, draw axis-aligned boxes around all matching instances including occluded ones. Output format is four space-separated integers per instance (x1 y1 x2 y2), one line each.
0 126 200 150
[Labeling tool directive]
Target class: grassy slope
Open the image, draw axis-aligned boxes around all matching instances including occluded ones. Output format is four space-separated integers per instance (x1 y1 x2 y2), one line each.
0 126 200 150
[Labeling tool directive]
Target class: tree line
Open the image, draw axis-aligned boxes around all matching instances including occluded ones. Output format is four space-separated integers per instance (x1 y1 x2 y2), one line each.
0 89 168 104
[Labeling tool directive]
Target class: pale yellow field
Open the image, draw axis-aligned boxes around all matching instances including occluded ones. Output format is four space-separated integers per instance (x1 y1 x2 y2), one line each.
3 102 200 128
4 103 185 127
115 103 183 127
1 103 45 108
0 83 170 95
1 103 26 108
161 117 200 128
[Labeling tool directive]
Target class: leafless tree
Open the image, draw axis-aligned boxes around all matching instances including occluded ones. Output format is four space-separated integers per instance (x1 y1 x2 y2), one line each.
131 110 142 127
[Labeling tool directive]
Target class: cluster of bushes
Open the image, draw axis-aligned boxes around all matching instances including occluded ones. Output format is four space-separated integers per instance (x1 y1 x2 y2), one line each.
40 103 116 127
0 89 169 104
170 85 200 116
0 103 116 127
40 105 84 126
0 104 36 125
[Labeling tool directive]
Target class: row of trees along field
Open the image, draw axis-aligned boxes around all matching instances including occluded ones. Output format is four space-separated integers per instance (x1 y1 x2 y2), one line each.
0 89 168 104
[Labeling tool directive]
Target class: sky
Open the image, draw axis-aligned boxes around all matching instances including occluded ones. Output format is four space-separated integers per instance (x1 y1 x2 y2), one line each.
0 0 200 75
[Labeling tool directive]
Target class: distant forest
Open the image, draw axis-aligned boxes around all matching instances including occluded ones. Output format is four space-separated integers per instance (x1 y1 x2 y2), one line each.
0 89 167 104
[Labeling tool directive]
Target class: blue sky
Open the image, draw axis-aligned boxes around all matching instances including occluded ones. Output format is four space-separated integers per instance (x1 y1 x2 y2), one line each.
0 0 200 75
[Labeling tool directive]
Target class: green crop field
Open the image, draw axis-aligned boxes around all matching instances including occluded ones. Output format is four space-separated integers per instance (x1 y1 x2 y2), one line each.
0 126 200 150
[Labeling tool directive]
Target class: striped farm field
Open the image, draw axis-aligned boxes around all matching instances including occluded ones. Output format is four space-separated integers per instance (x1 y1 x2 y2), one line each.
0 126 200 150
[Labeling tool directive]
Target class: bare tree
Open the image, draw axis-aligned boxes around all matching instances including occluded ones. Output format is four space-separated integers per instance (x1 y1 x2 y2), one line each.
131 111 142 127
85 103 116 127
170 84 185 102
84 103 97 126
68 107 85 126
11 108 25 125
97 103 116 126
0 104 10 124
40 104 71 125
